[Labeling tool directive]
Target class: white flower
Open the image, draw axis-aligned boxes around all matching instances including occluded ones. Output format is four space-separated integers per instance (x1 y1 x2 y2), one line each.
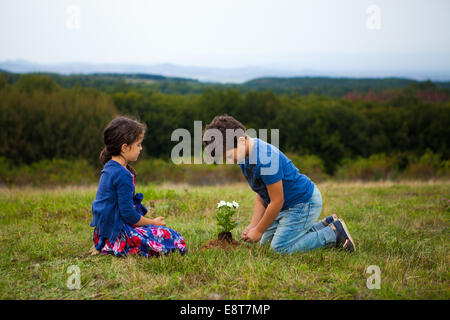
217 200 226 208
217 200 240 209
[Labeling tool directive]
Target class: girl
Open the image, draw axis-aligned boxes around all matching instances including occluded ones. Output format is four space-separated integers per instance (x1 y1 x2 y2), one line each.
90 116 187 257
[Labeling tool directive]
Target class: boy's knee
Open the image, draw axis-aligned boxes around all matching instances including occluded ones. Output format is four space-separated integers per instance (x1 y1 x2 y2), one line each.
260 231 274 246
270 239 291 254
259 237 271 247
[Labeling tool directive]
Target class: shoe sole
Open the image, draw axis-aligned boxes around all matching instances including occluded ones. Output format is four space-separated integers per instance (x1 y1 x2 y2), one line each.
338 219 356 252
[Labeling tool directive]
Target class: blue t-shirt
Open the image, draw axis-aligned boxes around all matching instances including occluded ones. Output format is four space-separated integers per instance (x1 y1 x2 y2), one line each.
239 138 314 211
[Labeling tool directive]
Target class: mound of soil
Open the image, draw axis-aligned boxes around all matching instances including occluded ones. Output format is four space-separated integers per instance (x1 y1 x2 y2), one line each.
201 232 242 250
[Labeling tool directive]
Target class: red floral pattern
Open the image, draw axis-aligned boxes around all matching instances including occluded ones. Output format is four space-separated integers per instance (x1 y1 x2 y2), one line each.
93 224 187 257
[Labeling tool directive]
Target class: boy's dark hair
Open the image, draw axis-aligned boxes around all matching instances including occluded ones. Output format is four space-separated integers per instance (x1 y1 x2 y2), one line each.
99 116 146 176
203 115 246 157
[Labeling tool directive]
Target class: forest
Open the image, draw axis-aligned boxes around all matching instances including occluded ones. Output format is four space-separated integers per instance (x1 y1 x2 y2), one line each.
1 70 449 185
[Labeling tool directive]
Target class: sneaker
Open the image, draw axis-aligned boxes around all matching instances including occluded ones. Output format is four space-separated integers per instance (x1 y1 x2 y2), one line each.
330 219 356 252
321 214 338 226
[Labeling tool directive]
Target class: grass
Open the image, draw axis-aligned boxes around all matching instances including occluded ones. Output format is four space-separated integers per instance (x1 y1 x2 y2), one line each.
0 180 449 299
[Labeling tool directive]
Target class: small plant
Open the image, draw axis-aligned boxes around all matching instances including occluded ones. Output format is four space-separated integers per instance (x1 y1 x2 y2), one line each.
216 200 239 243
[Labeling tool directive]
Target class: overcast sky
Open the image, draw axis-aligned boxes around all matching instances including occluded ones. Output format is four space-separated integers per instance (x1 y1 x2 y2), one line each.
1 0 449 75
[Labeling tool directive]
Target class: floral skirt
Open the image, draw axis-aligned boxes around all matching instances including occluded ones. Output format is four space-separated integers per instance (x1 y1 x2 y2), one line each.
93 224 187 257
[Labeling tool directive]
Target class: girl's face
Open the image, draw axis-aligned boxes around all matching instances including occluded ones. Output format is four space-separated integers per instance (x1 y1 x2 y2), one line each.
122 134 144 162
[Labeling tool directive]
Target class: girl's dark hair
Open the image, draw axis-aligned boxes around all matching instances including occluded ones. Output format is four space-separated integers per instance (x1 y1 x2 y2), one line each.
99 116 147 176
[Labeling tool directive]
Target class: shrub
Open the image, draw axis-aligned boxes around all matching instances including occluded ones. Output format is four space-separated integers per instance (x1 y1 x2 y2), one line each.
286 153 329 181
335 154 398 181
134 158 244 185
2 158 97 187
134 158 185 183
0 157 14 185
400 150 450 180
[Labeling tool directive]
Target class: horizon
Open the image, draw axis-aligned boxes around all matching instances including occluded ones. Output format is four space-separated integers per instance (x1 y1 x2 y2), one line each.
1 0 450 82
1 58 449 83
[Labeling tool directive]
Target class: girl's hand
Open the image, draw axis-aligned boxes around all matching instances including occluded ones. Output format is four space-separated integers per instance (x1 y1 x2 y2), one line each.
152 217 166 226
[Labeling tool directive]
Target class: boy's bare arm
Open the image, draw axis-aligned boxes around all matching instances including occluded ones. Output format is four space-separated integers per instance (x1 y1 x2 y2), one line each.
242 181 284 242
255 180 284 234
241 194 267 239
250 193 267 226
242 180 284 242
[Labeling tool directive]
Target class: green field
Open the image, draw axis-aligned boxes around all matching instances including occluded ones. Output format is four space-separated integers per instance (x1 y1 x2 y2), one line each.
0 181 448 299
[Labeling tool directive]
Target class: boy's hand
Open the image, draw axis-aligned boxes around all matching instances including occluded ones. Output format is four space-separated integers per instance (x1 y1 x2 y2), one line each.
242 227 263 243
152 217 166 226
241 224 254 240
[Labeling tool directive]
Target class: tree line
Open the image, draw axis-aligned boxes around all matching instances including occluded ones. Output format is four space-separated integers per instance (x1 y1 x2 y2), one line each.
0 73 449 175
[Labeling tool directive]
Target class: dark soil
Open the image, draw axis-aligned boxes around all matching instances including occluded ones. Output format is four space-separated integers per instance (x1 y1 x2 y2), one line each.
200 232 242 250
218 231 233 242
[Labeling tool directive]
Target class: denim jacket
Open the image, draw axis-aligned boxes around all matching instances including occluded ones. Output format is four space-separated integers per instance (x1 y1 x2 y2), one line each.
90 160 147 242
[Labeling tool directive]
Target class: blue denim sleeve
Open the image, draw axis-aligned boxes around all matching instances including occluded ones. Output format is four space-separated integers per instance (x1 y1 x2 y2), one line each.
115 170 142 225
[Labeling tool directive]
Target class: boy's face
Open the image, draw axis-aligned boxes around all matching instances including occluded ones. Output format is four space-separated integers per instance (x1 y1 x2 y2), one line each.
225 137 247 164
122 134 144 162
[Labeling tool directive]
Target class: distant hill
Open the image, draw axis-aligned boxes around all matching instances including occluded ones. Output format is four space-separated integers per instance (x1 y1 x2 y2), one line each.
0 69 209 94
3 59 449 85
242 77 450 96
0 60 300 83
1 68 449 97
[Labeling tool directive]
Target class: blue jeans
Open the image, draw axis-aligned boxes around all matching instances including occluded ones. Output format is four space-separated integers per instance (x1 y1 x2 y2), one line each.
260 185 336 254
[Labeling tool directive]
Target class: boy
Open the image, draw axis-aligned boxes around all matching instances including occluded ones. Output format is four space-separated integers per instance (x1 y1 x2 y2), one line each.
203 115 356 254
